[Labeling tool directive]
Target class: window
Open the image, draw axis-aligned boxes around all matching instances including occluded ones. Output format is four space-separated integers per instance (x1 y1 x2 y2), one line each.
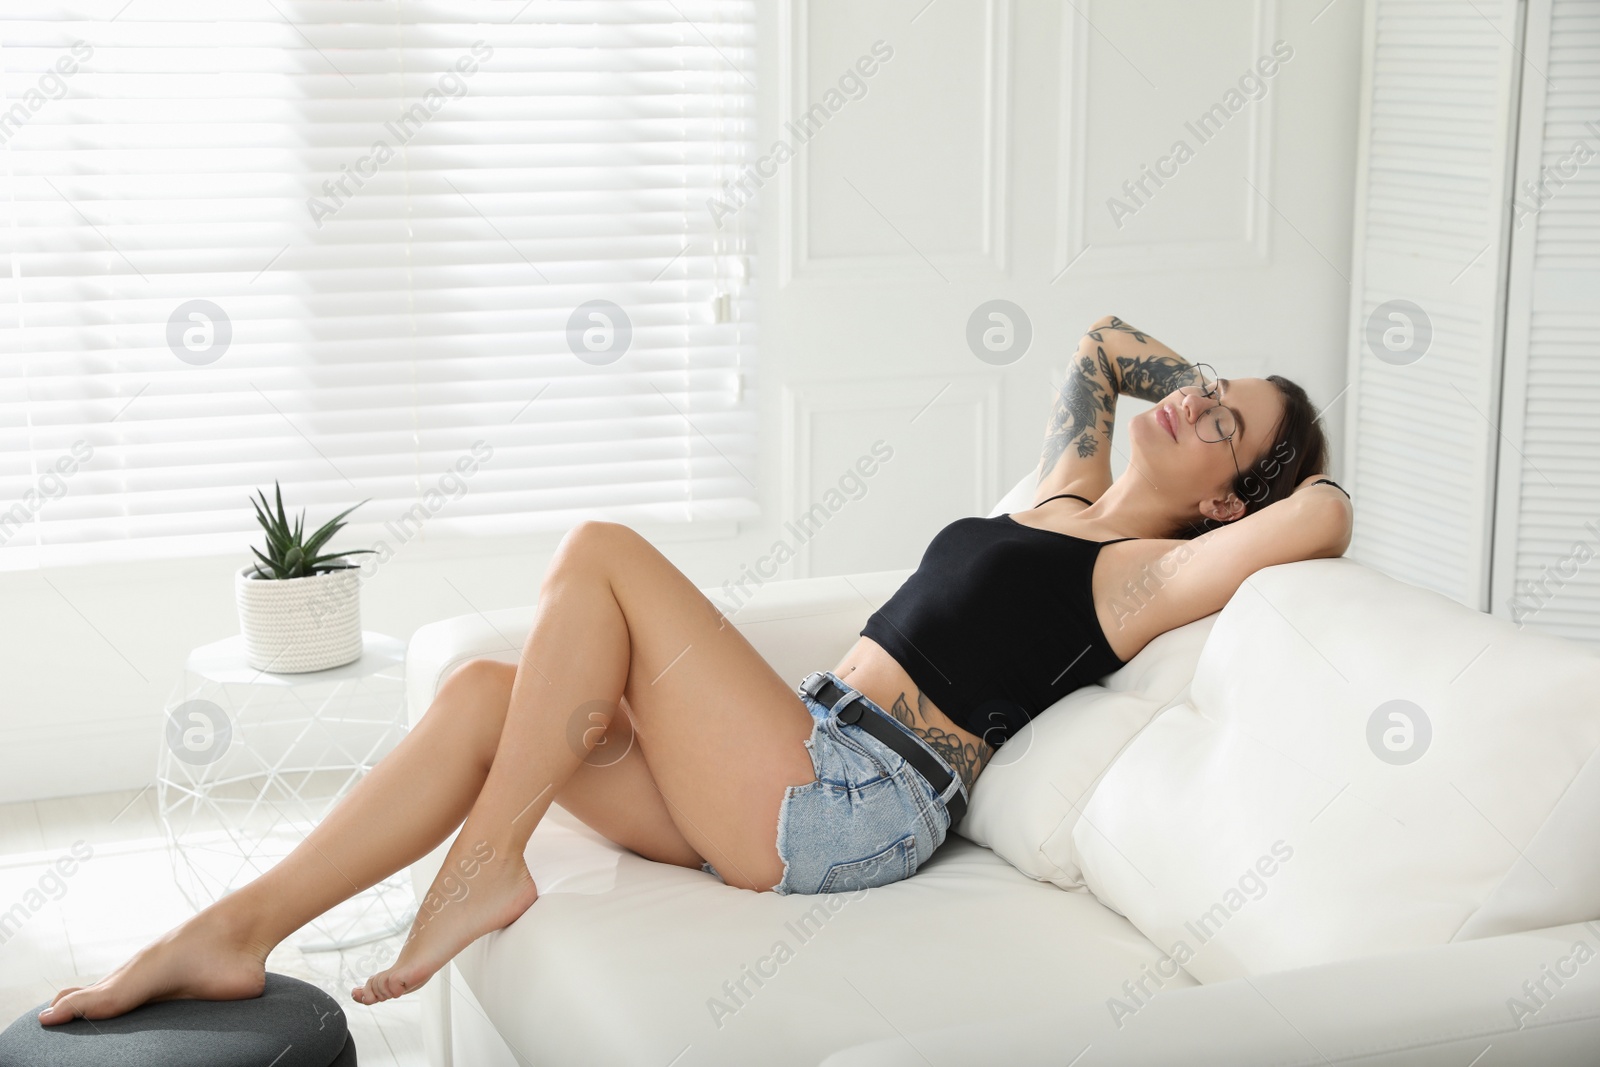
0 0 758 569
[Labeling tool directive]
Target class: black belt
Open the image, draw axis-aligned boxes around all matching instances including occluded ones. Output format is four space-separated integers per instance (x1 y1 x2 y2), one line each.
799 671 967 828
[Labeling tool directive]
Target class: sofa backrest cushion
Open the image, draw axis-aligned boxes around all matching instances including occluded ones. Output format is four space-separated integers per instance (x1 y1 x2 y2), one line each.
1073 557 1600 982
955 615 1216 889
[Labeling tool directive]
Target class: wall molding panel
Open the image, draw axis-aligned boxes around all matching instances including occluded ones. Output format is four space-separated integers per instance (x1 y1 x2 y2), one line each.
1053 0 1277 276
780 375 1002 580
778 0 1012 283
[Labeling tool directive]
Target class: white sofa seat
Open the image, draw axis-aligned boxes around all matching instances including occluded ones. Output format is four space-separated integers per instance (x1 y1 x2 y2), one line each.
449 809 1179 1066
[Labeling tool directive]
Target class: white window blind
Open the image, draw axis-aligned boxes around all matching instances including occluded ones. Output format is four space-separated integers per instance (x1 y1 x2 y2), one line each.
0 0 758 570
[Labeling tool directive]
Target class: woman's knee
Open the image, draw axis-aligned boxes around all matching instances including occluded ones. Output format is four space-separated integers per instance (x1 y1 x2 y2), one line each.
548 520 636 580
443 655 515 688
433 659 516 743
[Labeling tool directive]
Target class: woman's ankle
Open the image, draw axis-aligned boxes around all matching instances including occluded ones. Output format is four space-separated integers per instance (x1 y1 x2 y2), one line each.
200 888 289 960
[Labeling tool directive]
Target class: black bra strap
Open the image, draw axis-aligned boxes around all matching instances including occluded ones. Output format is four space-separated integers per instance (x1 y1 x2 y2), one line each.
1312 478 1352 501
1036 492 1137 543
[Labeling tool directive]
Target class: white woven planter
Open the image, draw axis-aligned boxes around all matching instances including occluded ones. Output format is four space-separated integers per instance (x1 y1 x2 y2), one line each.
234 564 364 673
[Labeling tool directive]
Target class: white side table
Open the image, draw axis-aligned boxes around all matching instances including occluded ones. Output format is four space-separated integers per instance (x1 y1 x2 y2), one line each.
156 631 415 951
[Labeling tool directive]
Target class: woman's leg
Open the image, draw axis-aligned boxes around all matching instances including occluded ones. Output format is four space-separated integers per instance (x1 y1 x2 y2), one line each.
37 658 520 1024
463 661 708 871
40 647 703 1023
354 520 819 1003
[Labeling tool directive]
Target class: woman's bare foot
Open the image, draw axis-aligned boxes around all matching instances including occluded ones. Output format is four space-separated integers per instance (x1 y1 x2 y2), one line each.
353 837 537 1005
38 904 273 1025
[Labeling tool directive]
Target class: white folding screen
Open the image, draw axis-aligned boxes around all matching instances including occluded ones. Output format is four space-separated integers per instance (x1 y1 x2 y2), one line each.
1342 0 1526 609
0 0 758 569
1490 0 1600 643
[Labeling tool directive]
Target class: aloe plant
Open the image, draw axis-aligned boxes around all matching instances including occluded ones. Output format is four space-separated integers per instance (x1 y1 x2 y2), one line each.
247 481 375 580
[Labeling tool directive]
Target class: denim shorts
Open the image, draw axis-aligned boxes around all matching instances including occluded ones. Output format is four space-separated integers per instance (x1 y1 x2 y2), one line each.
700 671 968 895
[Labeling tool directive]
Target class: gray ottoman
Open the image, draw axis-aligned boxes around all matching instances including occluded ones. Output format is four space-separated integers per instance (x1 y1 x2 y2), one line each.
0 973 354 1066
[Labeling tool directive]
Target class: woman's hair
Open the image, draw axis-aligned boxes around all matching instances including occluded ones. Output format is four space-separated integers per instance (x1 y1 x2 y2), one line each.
1170 374 1328 540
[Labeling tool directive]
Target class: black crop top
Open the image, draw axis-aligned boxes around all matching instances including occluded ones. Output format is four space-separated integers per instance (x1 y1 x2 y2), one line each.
858 493 1136 748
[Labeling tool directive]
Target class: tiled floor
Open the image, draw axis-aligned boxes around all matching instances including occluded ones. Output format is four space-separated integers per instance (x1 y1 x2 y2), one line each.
0 787 426 1065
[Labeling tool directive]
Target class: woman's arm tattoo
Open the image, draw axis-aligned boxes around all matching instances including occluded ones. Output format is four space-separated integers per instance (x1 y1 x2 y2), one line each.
1040 343 1118 476
1037 316 1198 484
1086 315 1200 404
887 688 993 794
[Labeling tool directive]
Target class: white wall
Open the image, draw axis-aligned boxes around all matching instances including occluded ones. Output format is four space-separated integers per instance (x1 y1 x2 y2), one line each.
0 0 1363 803
770 0 1363 579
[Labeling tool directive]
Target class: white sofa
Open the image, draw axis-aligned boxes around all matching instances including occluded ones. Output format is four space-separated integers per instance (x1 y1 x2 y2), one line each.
404 473 1600 1066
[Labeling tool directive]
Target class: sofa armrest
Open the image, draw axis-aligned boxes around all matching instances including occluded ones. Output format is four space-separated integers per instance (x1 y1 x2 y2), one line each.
404 566 914 730
818 918 1600 1066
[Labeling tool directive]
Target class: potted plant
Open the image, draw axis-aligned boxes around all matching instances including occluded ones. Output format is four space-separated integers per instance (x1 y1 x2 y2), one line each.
235 482 375 673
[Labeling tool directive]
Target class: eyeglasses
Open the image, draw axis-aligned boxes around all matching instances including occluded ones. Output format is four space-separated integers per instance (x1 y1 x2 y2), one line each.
1177 362 1244 488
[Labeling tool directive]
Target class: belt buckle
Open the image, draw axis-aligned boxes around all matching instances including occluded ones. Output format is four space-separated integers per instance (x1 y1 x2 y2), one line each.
801 671 874 726
798 671 829 698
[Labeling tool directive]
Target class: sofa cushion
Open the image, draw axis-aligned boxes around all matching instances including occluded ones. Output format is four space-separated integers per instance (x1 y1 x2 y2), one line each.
1074 557 1600 983
438 803 1185 1066
955 614 1216 889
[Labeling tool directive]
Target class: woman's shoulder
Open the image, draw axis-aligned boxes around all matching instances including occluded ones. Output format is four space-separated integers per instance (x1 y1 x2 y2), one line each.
1091 536 1206 660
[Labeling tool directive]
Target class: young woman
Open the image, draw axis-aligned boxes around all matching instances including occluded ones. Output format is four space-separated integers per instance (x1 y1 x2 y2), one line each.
40 314 1352 1022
